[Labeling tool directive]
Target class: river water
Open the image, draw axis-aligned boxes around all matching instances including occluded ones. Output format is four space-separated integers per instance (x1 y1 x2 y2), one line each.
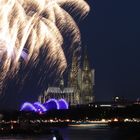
0 125 140 140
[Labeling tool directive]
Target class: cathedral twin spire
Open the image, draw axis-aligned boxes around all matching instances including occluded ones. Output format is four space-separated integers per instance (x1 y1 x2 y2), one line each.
68 48 94 104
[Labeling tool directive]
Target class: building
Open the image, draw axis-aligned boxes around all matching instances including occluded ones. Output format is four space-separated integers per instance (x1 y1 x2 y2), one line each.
68 52 81 104
79 50 95 104
68 49 95 104
38 78 76 105
38 49 95 105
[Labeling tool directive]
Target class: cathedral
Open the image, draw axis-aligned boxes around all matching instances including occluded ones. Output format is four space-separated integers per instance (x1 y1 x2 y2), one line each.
38 49 95 105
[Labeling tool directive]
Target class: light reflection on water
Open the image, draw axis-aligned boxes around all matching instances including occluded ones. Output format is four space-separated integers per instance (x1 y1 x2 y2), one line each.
0 126 140 140
58 125 140 140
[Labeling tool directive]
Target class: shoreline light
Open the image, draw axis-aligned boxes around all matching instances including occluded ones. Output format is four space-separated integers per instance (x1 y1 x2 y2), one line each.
20 98 69 113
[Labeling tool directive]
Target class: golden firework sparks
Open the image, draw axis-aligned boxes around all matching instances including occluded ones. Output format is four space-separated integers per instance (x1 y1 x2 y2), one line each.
0 0 90 94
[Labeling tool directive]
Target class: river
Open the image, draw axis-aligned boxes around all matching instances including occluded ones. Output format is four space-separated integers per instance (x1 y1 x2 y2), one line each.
0 125 140 140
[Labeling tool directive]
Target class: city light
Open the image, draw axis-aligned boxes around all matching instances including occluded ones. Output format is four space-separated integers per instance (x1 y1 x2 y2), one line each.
20 102 37 112
20 98 69 113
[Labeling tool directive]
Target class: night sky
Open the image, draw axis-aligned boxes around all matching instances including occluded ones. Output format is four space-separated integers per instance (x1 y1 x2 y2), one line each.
80 0 140 101
1 0 140 110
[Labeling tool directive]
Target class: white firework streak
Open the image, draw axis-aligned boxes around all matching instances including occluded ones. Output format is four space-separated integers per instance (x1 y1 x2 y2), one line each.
0 0 90 94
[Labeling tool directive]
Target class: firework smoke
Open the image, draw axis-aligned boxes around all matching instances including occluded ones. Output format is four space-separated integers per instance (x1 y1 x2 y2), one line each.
0 0 90 95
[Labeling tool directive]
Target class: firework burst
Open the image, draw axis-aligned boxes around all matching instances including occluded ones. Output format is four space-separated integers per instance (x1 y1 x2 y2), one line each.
0 0 90 95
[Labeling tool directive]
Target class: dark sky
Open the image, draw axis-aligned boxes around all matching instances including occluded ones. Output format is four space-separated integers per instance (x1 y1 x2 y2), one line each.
80 0 140 101
1 0 140 110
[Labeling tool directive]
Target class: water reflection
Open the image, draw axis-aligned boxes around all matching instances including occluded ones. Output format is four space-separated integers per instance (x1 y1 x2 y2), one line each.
59 126 140 140
0 126 140 140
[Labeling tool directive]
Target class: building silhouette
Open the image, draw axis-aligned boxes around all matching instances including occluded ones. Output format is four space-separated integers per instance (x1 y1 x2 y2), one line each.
80 50 95 104
68 52 81 104
38 49 95 105
39 77 75 105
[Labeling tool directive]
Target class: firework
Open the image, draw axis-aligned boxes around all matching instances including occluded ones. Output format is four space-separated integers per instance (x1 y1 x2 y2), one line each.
0 0 90 95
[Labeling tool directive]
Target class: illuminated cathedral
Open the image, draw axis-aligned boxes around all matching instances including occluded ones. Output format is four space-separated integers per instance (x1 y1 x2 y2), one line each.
38 49 95 105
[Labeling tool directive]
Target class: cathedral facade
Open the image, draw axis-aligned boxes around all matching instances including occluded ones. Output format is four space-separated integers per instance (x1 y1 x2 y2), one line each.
68 50 95 105
38 49 95 105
